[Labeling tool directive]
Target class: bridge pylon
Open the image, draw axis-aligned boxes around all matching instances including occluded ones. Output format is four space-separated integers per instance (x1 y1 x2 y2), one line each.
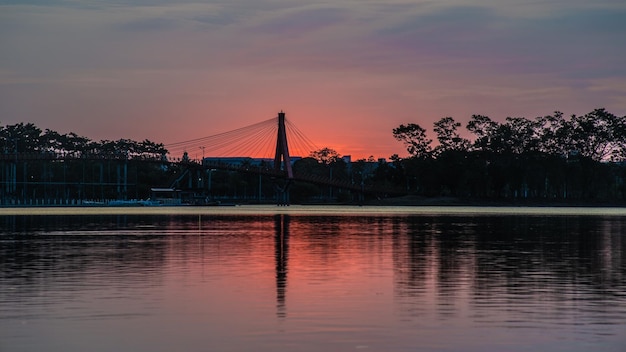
274 111 293 205
274 111 293 179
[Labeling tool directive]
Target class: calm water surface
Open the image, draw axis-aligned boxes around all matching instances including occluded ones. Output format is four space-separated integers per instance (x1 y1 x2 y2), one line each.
1 206 625 351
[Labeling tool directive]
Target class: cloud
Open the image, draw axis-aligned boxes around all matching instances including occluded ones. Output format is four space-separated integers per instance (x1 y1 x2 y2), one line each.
247 6 349 36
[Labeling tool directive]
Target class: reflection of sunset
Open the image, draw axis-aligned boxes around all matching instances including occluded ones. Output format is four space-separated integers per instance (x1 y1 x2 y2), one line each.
159 214 626 334
3 212 625 351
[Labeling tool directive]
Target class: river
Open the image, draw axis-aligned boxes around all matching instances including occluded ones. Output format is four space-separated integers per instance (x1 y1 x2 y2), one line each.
1 206 625 351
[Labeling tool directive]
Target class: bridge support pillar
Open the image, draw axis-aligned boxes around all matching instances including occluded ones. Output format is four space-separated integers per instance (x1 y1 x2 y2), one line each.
275 179 291 206
274 111 293 206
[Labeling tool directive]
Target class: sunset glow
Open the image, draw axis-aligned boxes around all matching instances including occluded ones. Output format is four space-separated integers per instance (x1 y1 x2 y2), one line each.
1 1 625 160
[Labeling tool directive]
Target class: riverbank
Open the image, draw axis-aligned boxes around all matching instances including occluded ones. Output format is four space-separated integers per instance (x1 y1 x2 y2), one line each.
1 204 626 217
367 195 626 207
2 195 626 209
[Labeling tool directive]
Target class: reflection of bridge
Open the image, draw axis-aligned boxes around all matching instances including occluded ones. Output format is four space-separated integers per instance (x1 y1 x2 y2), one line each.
0 112 403 205
275 214 289 318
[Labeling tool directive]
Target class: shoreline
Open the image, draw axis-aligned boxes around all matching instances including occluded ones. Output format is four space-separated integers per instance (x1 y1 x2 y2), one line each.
1 203 626 217
2 195 625 209
367 195 626 208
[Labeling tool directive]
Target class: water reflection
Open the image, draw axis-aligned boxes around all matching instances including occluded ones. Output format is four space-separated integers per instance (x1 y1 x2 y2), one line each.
1 211 625 351
275 214 289 319
392 216 626 333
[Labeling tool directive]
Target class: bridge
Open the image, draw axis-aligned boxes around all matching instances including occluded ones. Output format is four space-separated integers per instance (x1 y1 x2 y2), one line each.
0 112 403 205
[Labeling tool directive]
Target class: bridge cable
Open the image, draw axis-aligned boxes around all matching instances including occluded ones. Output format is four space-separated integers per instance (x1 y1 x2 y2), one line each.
164 116 320 160
165 117 277 158
285 118 319 157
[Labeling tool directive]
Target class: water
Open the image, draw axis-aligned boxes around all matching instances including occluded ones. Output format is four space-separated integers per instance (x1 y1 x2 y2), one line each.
1 206 625 351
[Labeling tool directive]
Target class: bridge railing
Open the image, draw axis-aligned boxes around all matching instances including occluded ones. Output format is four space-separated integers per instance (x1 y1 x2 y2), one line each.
179 159 405 196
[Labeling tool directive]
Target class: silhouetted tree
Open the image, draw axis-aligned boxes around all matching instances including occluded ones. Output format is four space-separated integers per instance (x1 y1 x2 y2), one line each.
570 108 626 161
1 123 43 152
309 147 341 164
433 117 469 155
392 123 432 159
536 111 572 157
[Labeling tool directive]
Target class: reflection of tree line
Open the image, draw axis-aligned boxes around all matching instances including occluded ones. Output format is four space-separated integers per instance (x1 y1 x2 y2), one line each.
0 213 151 233
0 214 284 289
393 216 626 317
0 215 170 299
3 215 624 322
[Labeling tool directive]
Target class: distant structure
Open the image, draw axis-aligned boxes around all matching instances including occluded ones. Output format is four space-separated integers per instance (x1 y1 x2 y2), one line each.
202 157 302 167
275 111 293 179
274 111 292 205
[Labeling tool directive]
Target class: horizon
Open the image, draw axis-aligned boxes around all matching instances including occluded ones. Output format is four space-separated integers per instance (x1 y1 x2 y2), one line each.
1 107 624 161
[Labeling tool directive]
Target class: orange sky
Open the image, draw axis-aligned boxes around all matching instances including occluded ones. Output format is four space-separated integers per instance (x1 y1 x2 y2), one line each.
1 1 625 160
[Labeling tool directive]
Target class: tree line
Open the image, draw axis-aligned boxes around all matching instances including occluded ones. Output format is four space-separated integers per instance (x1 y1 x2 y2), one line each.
0 123 170 202
0 122 167 158
385 108 626 202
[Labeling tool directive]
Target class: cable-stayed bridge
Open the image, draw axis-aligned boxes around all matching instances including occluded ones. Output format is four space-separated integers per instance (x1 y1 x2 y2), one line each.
165 112 319 163
164 112 402 204
1 112 403 205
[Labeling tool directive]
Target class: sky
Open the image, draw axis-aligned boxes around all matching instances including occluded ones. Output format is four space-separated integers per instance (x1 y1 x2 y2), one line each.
1 0 625 160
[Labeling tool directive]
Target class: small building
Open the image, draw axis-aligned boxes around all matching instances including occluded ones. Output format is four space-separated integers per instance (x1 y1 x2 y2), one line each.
150 188 182 205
